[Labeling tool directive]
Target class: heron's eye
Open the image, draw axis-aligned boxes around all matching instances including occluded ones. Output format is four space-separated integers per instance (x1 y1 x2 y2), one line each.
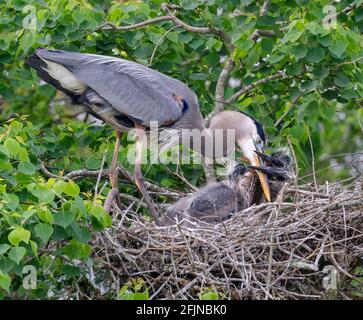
256 138 262 145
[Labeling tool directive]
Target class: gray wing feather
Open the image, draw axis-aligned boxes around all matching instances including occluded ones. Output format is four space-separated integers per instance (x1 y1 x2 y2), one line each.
35 49 197 125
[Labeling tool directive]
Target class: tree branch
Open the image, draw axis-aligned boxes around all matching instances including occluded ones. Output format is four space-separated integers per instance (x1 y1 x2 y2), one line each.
205 56 235 126
97 3 233 50
96 16 173 31
259 0 270 16
250 29 276 41
226 71 286 104
40 164 182 198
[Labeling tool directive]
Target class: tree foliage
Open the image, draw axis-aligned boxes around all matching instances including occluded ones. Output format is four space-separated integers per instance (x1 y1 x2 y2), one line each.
0 0 362 298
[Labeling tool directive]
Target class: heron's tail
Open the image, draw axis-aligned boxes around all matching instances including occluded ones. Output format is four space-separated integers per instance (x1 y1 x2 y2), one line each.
26 48 85 101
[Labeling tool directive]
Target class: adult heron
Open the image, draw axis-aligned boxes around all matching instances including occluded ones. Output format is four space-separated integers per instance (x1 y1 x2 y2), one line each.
26 48 270 222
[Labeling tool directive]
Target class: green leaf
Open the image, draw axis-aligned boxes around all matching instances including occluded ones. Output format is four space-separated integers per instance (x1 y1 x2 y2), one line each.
30 240 38 256
189 39 204 50
19 32 34 53
60 264 81 276
334 72 350 87
8 247 26 265
203 53 220 66
3 193 19 211
63 181 80 197
328 39 348 58
166 32 178 44
301 80 317 91
38 209 54 224
18 162 35 175
53 180 67 194
63 240 91 260
69 222 91 242
139 3 150 17
0 271 11 293
260 38 274 53
34 223 54 242
0 244 10 255
205 38 217 50
306 47 325 63
291 45 308 59
282 30 303 43
8 227 31 247
4 138 21 156
53 211 75 228
200 291 219 300
85 157 101 170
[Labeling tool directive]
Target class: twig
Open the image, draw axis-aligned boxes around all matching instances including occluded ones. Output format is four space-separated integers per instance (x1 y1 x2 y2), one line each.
148 26 176 66
308 135 318 191
94 151 107 200
103 188 119 213
226 71 286 104
260 0 271 16
96 16 173 31
250 29 276 41
274 90 306 128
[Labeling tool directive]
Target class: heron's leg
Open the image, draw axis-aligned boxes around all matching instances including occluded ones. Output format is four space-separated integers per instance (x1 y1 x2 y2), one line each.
109 131 122 188
134 125 160 224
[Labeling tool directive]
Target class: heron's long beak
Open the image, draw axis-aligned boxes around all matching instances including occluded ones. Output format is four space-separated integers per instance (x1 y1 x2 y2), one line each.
251 153 271 202
238 139 271 202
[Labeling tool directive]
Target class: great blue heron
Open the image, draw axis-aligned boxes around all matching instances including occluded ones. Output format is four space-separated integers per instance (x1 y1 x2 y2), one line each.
160 151 292 227
26 48 270 222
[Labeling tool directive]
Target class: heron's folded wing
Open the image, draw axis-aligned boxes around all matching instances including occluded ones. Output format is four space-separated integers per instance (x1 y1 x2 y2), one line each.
34 49 193 126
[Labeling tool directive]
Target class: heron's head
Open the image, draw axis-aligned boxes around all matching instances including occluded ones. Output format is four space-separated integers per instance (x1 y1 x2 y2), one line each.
209 110 271 201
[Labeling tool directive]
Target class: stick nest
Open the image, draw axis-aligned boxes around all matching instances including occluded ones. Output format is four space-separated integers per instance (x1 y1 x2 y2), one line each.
92 179 363 300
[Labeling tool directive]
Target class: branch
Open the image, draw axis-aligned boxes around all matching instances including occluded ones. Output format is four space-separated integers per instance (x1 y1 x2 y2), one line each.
40 163 182 198
259 0 270 16
97 3 233 50
250 0 275 41
161 3 232 49
96 16 172 31
250 29 276 41
226 71 286 104
205 56 235 126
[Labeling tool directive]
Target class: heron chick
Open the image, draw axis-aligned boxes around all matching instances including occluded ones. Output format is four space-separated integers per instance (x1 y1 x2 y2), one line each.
160 150 293 227
159 163 254 227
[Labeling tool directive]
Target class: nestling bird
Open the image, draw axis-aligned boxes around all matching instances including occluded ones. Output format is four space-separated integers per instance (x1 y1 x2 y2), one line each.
159 163 256 227
26 48 270 223
160 150 293 227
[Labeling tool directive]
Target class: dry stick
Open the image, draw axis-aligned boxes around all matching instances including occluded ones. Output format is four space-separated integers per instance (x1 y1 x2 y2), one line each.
103 188 119 213
287 136 299 180
308 135 318 191
94 151 107 200
174 261 220 298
